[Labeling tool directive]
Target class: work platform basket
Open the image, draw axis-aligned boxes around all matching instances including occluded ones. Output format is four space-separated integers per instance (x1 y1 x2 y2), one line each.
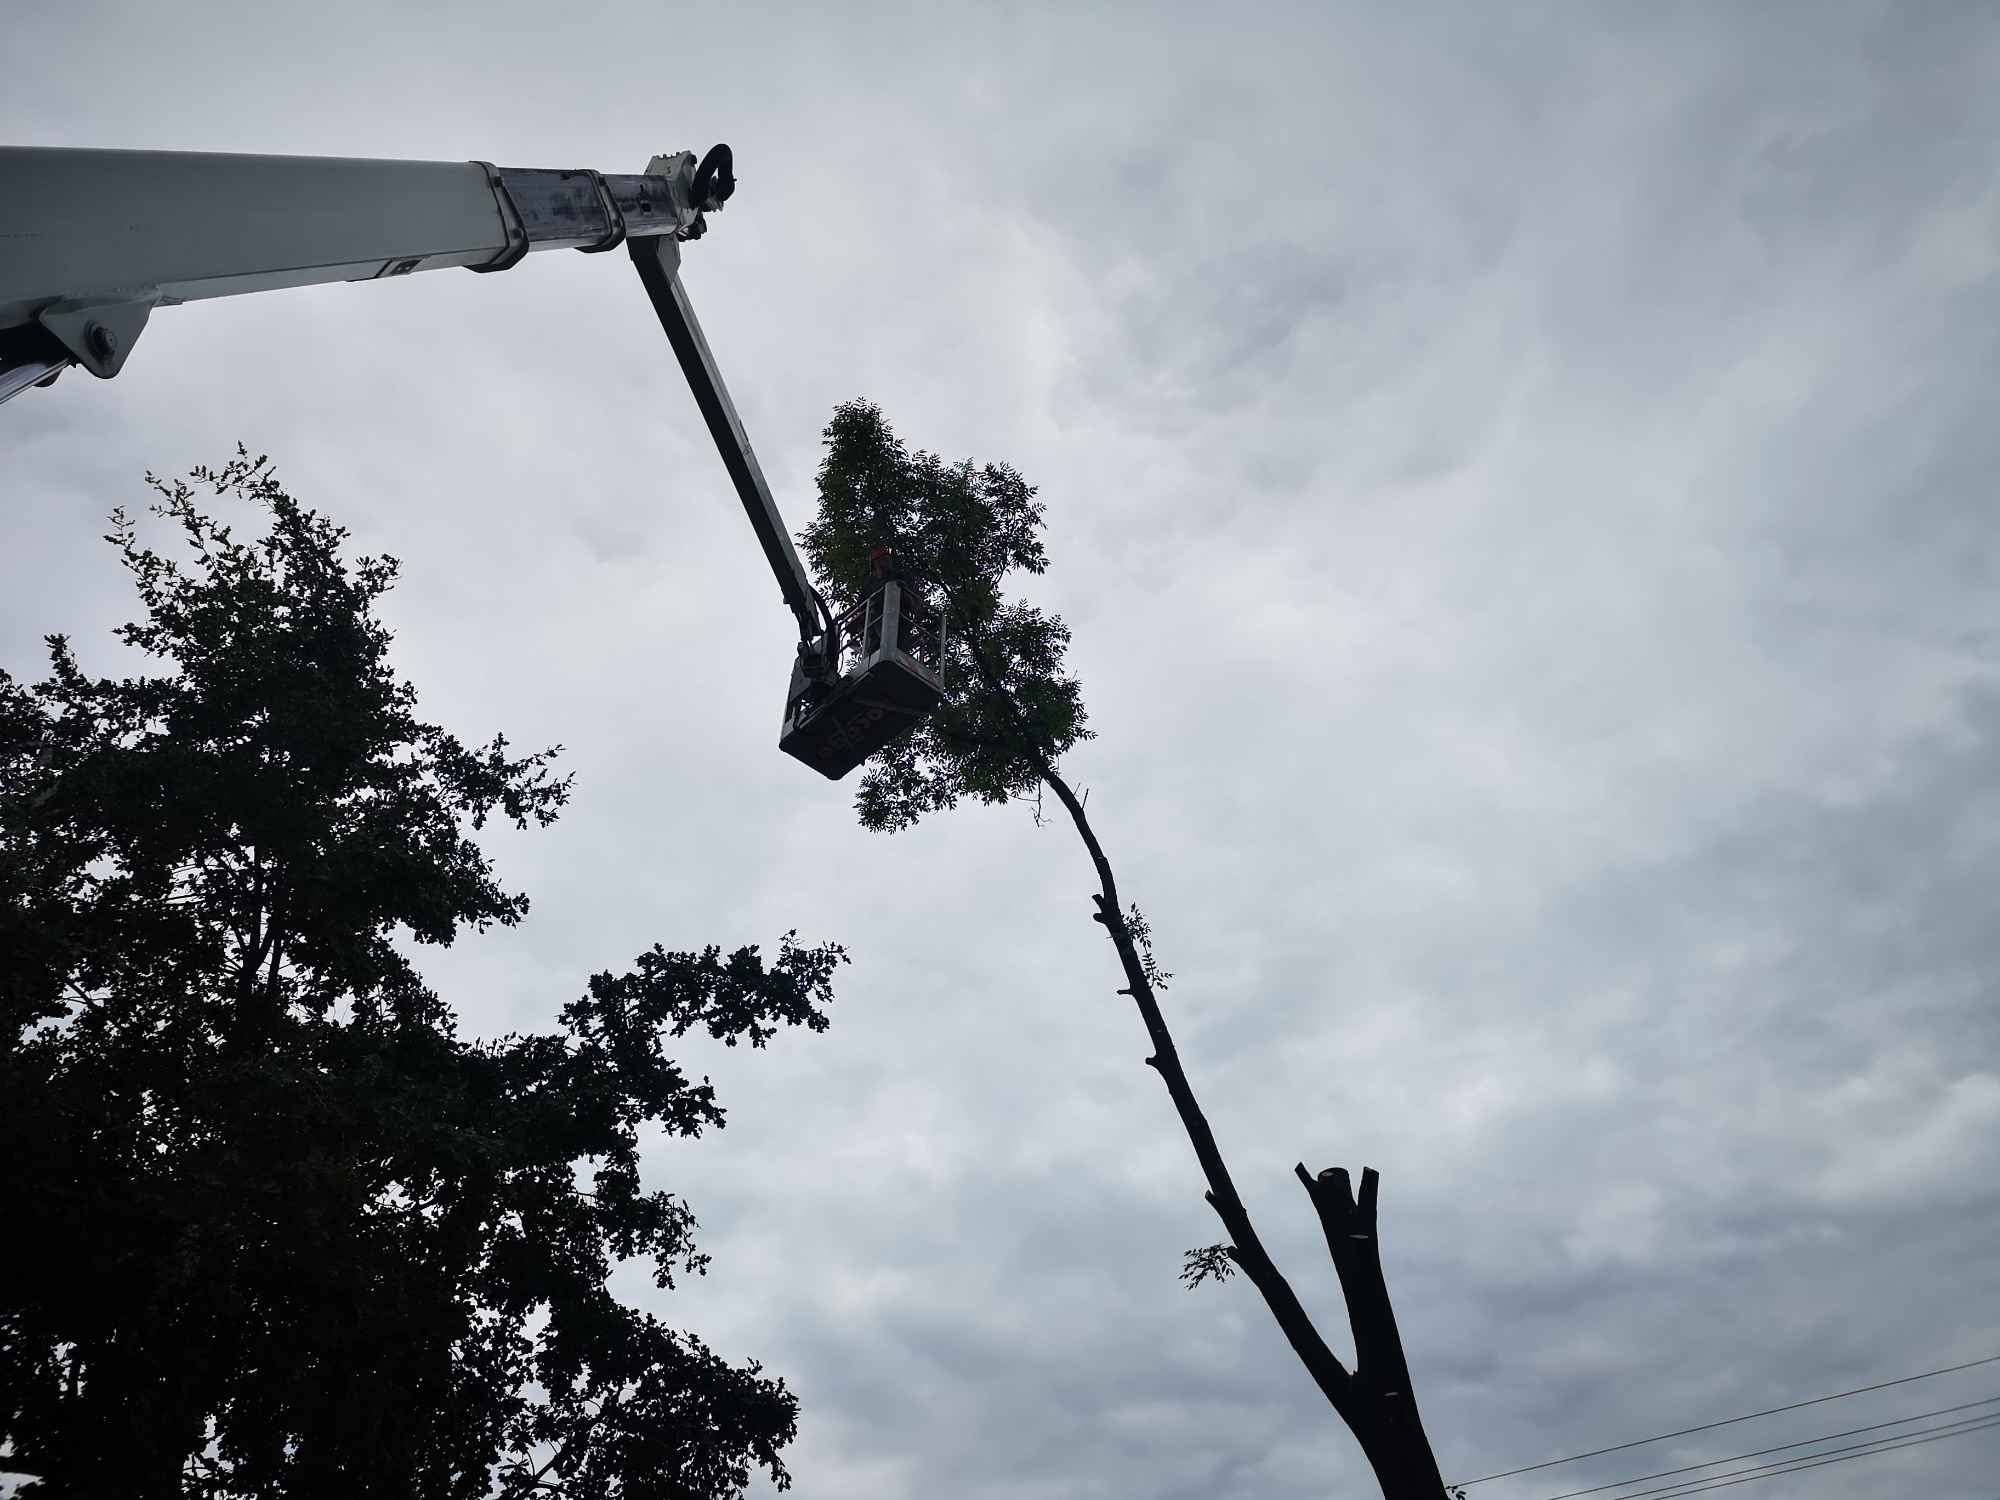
780 581 947 779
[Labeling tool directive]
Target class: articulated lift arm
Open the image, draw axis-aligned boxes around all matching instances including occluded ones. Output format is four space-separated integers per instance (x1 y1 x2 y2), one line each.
626 231 829 653
2 147 710 394
0 144 826 642
0 143 890 767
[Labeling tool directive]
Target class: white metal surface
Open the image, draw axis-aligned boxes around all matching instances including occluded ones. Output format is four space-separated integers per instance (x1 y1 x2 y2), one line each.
0 149 514 330
0 147 709 330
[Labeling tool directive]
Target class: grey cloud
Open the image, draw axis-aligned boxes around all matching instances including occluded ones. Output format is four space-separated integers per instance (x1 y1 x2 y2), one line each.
6 3 1999 1498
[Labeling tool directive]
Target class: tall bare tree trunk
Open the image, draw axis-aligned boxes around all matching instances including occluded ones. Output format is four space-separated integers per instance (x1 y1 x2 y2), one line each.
940 590 1452 1497
1040 762 1449 1499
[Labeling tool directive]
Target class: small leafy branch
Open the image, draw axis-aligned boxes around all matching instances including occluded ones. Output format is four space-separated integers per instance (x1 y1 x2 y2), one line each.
1180 1243 1238 1290
1124 902 1172 993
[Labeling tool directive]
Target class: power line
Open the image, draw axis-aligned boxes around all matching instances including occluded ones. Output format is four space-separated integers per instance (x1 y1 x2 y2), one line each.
1452 1351 2000 1485
1604 1412 2000 1500
1536 1393 2000 1500
1609 1413 2000 1500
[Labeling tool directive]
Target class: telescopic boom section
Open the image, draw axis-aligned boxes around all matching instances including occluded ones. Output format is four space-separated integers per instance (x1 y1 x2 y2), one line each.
626 235 826 648
0 145 714 402
0 141 859 763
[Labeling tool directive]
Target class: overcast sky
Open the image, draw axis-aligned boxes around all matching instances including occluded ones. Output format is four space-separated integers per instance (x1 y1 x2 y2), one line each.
5 2 1999 1497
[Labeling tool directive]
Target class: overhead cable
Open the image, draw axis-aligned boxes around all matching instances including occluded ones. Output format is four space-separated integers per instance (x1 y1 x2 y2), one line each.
1605 1412 2000 1500
1536 1392 2000 1500
1452 1351 2000 1485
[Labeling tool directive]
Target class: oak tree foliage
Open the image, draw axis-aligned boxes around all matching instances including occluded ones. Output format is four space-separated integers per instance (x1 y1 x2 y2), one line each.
0 450 842 1498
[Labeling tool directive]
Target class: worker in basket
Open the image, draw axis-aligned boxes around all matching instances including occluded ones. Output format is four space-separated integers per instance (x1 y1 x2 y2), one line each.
862 546 936 667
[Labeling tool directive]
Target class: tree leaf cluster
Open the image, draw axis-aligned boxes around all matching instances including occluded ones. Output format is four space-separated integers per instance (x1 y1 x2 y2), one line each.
1178 1244 1239 1291
1 450 841 1498
799 400 1092 831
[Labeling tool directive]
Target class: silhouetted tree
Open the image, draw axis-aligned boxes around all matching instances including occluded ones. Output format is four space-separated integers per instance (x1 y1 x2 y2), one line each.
801 401 1451 1500
0 450 842 1499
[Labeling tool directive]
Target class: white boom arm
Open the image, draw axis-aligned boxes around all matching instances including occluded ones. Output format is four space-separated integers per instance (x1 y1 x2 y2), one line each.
1 147 714 395
0 142 941 779
0 143 828 650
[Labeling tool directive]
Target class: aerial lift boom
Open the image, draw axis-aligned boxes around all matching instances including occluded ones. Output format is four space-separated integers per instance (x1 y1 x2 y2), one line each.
0 144 943 778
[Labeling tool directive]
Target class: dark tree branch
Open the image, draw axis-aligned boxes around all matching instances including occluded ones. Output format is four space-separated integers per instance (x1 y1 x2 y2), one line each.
946 605 1446 1497
506 1391 621 1499
1296 1165 1450 1496
948 616 1360 1411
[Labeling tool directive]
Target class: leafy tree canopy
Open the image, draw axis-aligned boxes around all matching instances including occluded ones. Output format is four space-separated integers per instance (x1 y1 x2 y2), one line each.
799 400 1091 831
0 449 843 1499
